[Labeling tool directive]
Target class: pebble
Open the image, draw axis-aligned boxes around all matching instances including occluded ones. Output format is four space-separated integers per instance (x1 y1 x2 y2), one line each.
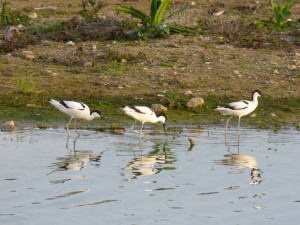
1 120 15 132
288 65 297 70
29 12 38 19
151 104 168 113
184 90 193 96
91 44 97 53
273 69 279 74
84 61 93 67
270 113 276 117
186 97 205 108
17 24 26 31
66 41 75 46
22 50 35 60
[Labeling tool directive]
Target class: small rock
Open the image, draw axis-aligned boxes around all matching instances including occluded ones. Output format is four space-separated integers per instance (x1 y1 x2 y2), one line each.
184 90 193 96
198 35 210 42
270 113 276 117
1 120 15 132
151 104 168 114
29 12 38 19
16 24 26 31
288 65 297 70
273 69 279 74
22 50 35 60
25 54 35 60
250 113 256 118
91 44 97 53
66 41 75 46
234 70 240 75
186 97 205 108
83 61 93 67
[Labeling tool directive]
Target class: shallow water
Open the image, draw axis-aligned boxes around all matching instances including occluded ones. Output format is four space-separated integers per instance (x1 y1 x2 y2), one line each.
0 126 299 225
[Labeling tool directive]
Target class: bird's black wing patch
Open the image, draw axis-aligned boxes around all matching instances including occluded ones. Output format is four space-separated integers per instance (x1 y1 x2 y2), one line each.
130 106 147 114
60 101 69 108
223 104 235 110
242 101 249 105
223 102 248 110
79 102 86 110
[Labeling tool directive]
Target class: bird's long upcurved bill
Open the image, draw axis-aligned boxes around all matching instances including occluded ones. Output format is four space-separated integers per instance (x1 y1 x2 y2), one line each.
101 114 111 124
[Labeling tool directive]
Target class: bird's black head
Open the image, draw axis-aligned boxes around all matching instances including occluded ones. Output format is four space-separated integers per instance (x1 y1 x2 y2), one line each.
157 113 167 133
91 110 110 123
252 90 262 99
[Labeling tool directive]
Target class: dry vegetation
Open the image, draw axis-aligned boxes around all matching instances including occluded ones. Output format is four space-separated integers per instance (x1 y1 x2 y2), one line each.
0 0 299 127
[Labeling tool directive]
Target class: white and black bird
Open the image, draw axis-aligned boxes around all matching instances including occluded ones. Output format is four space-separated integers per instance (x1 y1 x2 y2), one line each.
208 7 226 17
121 106 166 135
214 90 262 135
49 99 108 135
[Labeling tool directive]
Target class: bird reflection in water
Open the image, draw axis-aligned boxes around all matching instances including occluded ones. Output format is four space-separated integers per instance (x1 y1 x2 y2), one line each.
218 148 263 185
48 135 101 174
122 142 176 181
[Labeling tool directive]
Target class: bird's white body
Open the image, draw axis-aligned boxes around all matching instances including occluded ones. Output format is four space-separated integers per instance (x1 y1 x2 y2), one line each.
49 99 103 135
121 106 166 134
49 99 98 120
215 91 261 118
215 90 261 137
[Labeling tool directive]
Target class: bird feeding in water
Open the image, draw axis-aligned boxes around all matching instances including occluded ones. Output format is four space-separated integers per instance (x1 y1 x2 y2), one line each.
214 90 262 136
49 99 108 135
121 106 166 136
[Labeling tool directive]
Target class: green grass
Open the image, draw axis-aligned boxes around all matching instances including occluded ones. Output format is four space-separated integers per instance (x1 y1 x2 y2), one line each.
0 92 299 130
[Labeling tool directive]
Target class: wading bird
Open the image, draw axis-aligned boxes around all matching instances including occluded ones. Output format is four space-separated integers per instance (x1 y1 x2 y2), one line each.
214 90 262 136
121 106 166 136
49 99 108 135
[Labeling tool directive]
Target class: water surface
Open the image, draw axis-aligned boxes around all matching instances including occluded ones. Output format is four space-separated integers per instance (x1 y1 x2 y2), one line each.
0 126 299 225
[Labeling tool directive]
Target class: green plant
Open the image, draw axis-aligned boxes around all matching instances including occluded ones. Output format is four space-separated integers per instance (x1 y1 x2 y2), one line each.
116 0 194 38
17 72 36 93
110 60 126 76
166 91 180 108
255 0 300 30
79 0 107 22
270 0 292 26
116 0 172 27
0 0 30 26
28 21 64 35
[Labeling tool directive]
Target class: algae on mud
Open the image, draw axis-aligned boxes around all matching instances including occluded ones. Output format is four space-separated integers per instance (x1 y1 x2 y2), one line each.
0 91 299 131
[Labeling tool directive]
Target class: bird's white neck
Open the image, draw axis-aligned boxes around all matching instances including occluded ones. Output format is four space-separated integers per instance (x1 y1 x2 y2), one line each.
156 116 166 124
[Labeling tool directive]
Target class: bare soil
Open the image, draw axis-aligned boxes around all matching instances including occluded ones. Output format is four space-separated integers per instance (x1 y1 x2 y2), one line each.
0 0 300 127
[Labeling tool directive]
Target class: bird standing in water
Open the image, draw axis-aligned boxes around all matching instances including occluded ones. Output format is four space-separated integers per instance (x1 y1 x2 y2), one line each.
121 106 166 137
214 90 262 137
49 99 108 135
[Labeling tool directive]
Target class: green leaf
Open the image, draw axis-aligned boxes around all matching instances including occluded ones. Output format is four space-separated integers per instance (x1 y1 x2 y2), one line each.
150 0 161 23
116 6 150 24
153 0 172 25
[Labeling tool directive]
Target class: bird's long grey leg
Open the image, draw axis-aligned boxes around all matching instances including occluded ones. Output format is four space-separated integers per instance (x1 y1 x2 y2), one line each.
225 116 232 145
237 117 241 145
66 117 73 136
74 118 79 135
130 120 136 131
